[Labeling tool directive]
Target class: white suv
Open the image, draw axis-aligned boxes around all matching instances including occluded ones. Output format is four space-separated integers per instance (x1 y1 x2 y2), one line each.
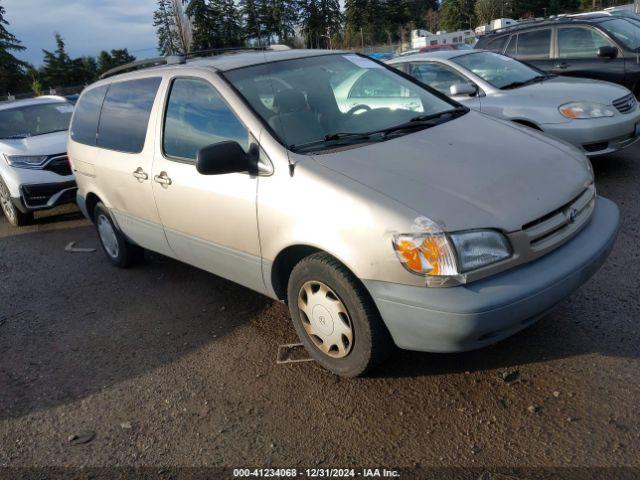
0 96 76 226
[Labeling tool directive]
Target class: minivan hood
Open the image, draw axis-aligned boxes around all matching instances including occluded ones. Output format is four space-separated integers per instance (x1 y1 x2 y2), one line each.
310 111 592 232
497 76 631 106
0 130 68 156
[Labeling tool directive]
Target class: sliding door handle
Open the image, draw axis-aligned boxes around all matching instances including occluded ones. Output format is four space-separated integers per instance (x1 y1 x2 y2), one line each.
154 171 172 186
132 167 148 181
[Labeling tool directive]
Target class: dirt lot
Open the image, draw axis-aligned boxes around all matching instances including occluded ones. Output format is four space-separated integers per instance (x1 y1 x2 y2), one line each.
1 144 639 478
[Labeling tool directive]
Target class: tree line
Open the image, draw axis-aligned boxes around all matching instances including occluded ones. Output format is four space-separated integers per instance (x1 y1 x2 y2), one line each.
1 0 633 97
1 5 135 97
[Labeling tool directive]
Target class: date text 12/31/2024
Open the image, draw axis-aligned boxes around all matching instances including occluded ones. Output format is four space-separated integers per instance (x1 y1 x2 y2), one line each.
233 468 401 478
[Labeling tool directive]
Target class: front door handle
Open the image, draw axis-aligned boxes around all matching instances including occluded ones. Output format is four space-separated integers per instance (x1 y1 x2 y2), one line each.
554 62 569 70
132 167 148 181
154 171 172 186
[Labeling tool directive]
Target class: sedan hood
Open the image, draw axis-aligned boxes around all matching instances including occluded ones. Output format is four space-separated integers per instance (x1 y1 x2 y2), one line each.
500 76 631 107
0 130 68 156
310 111 592 232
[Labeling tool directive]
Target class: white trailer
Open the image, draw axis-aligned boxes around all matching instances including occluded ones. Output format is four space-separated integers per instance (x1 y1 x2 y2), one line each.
410 29 476 50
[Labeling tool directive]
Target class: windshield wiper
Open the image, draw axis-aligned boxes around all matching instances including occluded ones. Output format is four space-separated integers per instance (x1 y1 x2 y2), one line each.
289 107 467 152
371 107 468 138
501 75 548 90
290 132 374 152
0 133 30 139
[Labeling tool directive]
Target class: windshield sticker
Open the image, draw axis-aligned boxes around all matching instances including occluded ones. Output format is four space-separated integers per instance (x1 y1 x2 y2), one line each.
56 105 75 113
342 55 383 69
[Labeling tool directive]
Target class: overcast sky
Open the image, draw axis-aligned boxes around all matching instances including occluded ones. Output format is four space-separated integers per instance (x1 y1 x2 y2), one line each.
3 0 159 65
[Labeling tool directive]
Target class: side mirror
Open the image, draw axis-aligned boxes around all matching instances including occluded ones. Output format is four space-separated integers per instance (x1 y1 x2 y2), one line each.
196 141 258 176
597 46 618 59
449 83 477 96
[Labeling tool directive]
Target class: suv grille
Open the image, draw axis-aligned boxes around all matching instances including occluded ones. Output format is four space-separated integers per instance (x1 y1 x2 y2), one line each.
43 154 72 176
612 94 637 114
522 185 596 252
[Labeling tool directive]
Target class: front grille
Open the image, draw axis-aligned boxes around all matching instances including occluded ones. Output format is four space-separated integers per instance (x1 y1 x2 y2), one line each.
43 154 72 176
612 93 637 114
522 185 596 253
20 181 77 208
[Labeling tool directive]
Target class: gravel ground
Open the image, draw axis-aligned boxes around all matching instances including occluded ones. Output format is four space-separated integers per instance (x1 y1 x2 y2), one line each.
0 144 639 478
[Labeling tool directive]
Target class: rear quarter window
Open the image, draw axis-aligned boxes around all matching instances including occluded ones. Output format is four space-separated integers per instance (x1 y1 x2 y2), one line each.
70 85 108 146
97 77 162 154
484 35 509 52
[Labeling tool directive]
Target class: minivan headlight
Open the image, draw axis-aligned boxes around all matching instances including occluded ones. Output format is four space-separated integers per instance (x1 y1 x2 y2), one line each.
392 230 511 277
559 102 615 119
3 154 49 169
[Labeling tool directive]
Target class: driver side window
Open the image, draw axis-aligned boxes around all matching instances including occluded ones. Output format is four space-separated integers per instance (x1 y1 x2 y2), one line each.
408 62 473 96
163 77 249 162
349 70 413 98
558 27 613 59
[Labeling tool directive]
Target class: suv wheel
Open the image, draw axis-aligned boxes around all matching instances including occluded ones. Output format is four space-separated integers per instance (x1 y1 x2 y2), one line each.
0 177 32 227
94 202 144 267
287 252 393 377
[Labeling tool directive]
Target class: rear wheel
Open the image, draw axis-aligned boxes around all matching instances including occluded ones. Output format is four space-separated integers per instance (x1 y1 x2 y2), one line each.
94 202 144 268
0 177 32 227
287 253 393 377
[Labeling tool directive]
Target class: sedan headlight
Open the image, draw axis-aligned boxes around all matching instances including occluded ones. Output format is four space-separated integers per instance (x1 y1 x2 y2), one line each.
559 102 615 119
3 154 49 169
392 229 511 278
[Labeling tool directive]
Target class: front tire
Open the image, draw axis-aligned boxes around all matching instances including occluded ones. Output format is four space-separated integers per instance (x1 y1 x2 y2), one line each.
0 177 32 227
93 202 144 268
287 253 393 377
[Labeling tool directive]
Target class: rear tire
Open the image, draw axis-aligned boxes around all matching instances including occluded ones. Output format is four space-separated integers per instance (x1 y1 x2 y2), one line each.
287 252 393 377
93 202 144 268
0 177 32 227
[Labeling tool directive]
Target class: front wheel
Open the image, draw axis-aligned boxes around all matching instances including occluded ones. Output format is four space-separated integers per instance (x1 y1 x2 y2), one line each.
287 253 393 377
0 177 32 227
94 202 144 268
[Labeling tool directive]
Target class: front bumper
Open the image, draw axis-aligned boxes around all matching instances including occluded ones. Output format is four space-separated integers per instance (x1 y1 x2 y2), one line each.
543 113 640 157
364 197 619 352
13 180 77 213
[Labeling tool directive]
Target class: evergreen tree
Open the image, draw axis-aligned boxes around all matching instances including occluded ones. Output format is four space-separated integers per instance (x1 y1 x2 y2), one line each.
41 33 72 89
299 0 341 48
154 0 181 55
217 0 243 47
239 0 265 44
261 0 299 43
0 4 28 96
475 0 502 25
439 0 476 31
97 49 135 75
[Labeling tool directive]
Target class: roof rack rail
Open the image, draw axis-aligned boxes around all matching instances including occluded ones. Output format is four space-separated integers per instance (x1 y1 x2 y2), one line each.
98 45 290 80
99 55 185 79
489 14 602 35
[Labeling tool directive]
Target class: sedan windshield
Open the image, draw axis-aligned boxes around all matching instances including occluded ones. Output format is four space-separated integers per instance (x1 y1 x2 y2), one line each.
224 54 460 152
452 51 546 89
601 18 640 50
0 102 73 139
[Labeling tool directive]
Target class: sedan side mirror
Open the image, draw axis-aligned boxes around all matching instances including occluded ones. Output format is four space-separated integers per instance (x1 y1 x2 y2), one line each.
449 83 477 97
196 141 258 176
597 46 618 59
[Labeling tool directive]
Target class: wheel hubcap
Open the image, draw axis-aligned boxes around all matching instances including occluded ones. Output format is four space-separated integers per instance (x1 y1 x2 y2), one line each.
297 281 353 358
0 182 16 223
97 214 119 258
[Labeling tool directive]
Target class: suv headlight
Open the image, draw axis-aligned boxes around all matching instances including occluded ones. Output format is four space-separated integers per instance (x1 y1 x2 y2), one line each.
393 229 511 278
559 102 615 119
3 154 49 169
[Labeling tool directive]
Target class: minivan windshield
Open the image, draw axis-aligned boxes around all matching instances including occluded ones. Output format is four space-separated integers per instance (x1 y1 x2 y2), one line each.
0 102 73 139
452 51 548 89
224 54 462 152
601 18 640 50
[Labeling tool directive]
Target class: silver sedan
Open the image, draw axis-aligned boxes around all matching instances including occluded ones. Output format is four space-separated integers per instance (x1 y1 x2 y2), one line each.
388 50 640 157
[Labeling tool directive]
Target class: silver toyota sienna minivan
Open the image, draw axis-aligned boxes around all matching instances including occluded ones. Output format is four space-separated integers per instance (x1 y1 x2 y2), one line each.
68 49 620 377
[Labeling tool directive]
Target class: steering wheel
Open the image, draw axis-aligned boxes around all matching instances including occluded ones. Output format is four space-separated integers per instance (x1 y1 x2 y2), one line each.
347 104 372 116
